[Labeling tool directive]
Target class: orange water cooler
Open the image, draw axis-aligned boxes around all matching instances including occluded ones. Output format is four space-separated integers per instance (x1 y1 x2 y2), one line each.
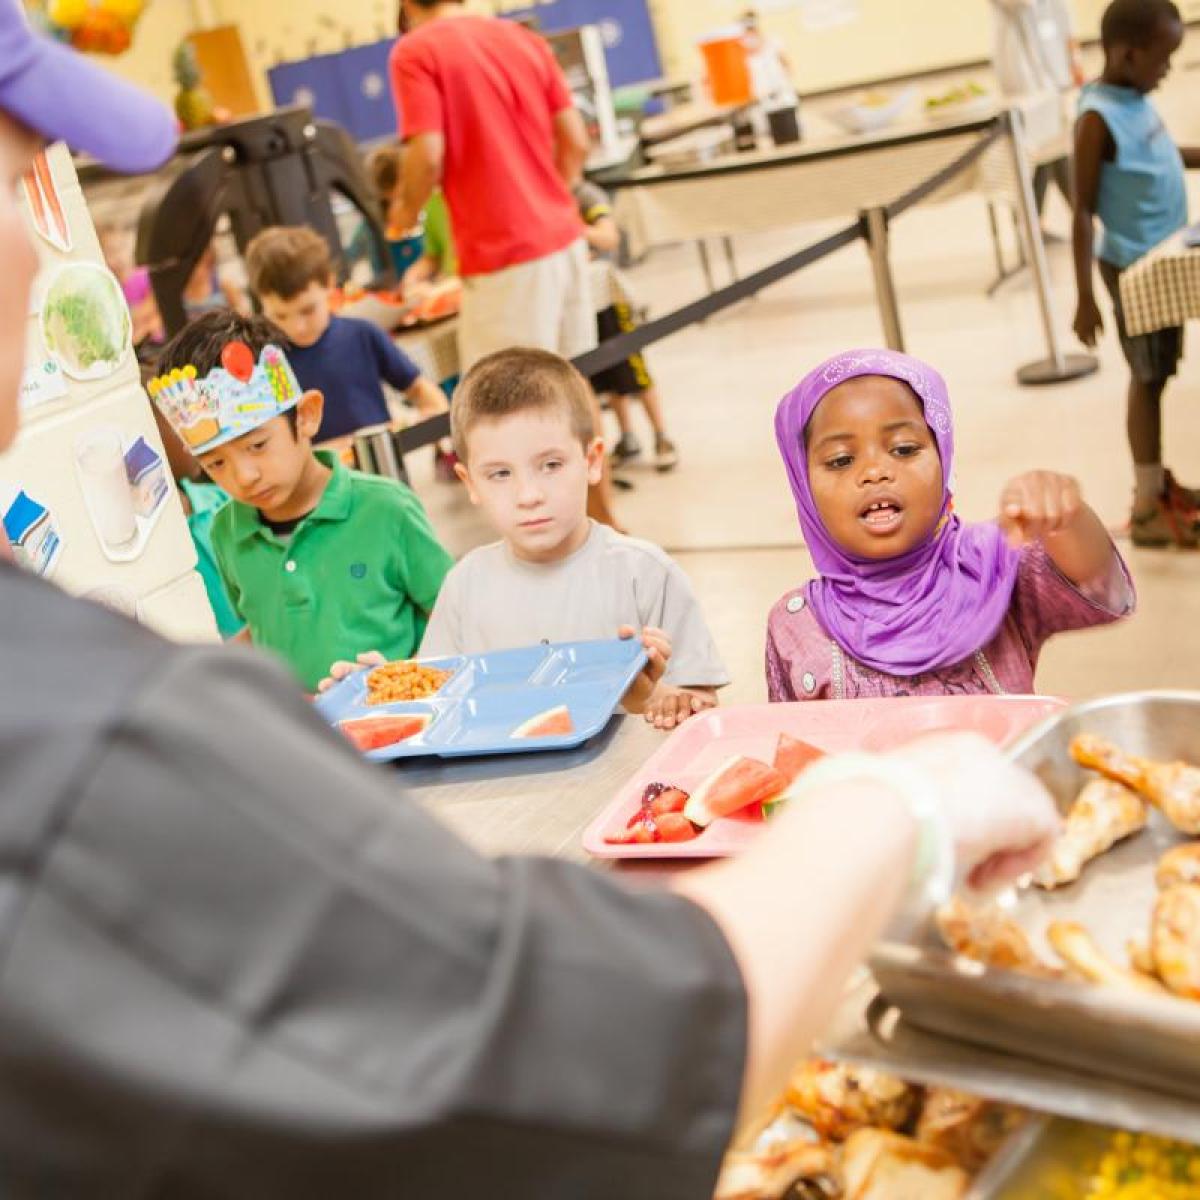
698 32 753 106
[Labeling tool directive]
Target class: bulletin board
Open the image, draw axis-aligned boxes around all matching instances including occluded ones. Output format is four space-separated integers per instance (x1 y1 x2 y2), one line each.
0 144 218 642
504 0 663 87
267 38 396 143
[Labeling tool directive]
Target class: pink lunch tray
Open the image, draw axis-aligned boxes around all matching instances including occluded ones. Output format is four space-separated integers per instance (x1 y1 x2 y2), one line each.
582 695 1067 861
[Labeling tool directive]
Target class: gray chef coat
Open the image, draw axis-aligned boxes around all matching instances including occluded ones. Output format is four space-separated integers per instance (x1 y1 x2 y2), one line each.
0 563 746 1198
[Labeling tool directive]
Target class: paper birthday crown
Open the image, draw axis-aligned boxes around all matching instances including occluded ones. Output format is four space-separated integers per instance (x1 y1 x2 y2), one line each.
148 341 303 456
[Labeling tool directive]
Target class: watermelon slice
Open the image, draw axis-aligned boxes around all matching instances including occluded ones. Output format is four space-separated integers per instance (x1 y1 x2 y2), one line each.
512 704 575 739
761 736 828 819
773 734 826 784
683 755 788 828
339 713 430 752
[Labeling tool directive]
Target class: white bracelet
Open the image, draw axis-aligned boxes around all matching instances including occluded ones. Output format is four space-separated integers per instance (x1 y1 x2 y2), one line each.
786 753 957 914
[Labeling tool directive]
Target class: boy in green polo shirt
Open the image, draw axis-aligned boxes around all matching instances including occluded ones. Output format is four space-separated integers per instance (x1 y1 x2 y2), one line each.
151 310 453 691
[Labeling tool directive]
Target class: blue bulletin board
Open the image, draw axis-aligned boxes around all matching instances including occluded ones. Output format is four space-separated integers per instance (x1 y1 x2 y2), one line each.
267 0 663 143
268 39 397 143
504 0 662 87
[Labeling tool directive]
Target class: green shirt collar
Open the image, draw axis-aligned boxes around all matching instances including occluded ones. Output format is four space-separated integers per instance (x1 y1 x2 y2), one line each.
227 451 351 545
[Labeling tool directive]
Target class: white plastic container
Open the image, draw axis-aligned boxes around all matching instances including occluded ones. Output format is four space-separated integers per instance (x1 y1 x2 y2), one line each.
75 426 136 551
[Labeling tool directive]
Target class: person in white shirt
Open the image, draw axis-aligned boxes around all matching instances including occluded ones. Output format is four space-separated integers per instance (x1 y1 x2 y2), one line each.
990 0 1086 226
741 9 800 116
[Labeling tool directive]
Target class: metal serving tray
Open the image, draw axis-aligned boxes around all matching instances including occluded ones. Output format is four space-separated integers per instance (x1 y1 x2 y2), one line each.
821 979 1200 1144
868 692 1200 1115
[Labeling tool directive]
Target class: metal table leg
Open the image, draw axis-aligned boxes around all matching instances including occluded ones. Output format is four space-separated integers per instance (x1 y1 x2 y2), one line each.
722 235 739 281
696 238 716 294
863 206 904 352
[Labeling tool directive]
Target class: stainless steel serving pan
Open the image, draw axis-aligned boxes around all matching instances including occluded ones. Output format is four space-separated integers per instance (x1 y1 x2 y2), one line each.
866 692 1200 1113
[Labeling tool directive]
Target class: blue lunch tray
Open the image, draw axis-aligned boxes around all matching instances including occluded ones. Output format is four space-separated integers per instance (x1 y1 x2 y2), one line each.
315 637 648 761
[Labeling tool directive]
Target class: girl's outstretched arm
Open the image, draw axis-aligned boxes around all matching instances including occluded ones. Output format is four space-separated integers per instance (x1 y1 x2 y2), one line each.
998 470 1115 585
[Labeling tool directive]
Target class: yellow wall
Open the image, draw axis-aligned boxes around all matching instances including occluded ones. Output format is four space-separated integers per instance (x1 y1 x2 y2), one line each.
651 1 1200 94
90 0 195 101
94 0 1200 110
650 0 1114 96
91 0 501 107
223 0 388 108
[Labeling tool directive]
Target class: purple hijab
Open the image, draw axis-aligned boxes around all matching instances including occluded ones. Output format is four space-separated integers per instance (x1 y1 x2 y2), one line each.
775 349 1021 677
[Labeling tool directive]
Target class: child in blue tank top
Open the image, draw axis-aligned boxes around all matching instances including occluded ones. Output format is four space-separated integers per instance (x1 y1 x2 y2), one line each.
1071 0 1200 548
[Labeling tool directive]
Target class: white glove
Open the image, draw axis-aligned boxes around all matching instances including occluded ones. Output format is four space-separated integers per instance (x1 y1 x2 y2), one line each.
886 732 1061 894
790 732 1060 907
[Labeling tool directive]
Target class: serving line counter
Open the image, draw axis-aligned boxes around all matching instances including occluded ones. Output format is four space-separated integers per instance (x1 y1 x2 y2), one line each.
606 95 1064 259
386 694 1200 1192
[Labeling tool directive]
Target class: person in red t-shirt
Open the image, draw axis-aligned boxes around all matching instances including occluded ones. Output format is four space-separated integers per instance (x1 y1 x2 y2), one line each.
389 1 593 369
390 0 622 528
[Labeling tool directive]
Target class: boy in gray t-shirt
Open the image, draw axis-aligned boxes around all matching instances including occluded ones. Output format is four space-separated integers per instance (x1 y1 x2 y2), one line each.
431 347 727 729
327 348 727 729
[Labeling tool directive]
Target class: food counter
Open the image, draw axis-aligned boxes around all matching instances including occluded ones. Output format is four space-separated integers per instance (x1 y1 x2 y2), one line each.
382 689 1200 1197
603 94 1064 259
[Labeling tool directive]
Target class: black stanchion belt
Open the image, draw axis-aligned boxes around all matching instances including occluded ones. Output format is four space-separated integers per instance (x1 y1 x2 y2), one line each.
397 119 1007 456
572 219 864 377
885 121 1005 221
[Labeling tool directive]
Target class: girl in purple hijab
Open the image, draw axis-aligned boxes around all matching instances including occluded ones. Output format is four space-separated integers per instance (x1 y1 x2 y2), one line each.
766 349 1134 701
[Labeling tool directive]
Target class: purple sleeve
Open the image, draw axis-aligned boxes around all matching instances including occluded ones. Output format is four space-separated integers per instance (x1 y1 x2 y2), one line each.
369 323 422 392
1009 541 1135 657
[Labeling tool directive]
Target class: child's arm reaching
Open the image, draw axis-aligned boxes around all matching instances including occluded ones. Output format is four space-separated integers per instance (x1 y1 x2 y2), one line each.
998 471 1115 586
1071 111 1112 349
401 255 437 298
406 375 451 424
584 214 620 257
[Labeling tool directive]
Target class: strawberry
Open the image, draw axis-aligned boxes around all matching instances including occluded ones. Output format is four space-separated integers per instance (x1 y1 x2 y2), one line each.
655 813 699 842
649 788 689 817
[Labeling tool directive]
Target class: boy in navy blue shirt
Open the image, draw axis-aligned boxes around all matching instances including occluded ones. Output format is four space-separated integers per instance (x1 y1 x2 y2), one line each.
246 225 456 476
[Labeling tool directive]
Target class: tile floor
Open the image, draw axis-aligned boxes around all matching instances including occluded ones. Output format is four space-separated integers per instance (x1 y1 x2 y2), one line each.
410 67 1200 709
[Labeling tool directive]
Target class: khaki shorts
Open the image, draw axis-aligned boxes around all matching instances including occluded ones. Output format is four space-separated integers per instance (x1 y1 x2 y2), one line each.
457 238 596 373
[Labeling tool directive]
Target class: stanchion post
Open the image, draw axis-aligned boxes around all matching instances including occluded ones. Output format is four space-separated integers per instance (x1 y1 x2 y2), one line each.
696 239 716 295
863 206 905 352
1003 107 1098 385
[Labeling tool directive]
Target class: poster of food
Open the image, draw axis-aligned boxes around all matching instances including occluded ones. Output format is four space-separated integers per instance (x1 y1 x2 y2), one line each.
40 261 132 381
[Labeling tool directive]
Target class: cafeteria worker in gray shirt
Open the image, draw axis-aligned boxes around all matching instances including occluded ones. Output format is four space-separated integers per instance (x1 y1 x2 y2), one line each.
0 9 1058 1196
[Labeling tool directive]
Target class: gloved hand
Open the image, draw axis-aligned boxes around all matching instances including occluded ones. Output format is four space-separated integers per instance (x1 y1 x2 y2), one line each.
888 731 1061 893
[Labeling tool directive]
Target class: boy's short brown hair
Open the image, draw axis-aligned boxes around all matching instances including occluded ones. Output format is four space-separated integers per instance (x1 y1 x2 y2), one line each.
367 145 403 201
452 348 596 461
245 225 333 301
